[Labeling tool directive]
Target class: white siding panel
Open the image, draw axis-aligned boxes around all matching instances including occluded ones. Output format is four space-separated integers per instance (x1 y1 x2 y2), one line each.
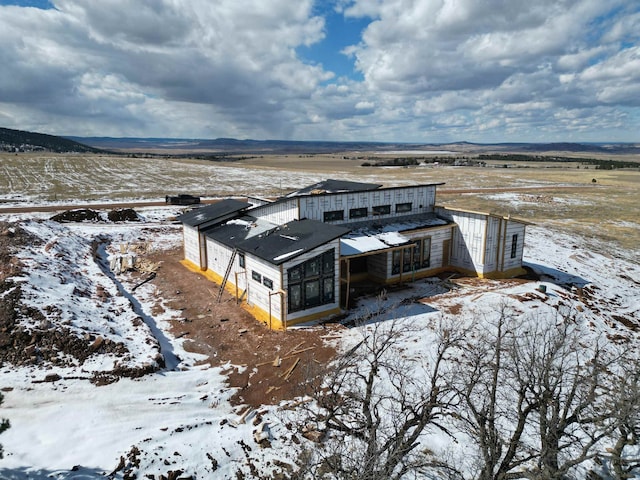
484 217 501 271
244 256 282 319
502 222 526 271
299 185 438 224
205 238 248 292
183 225 201 267
251 199 299 224
438 208 488 273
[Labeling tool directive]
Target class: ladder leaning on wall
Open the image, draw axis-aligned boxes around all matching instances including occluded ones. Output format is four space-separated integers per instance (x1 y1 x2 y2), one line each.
217 248 238 303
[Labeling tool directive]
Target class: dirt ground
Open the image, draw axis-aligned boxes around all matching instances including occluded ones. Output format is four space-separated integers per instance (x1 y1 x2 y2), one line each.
140 247 344 408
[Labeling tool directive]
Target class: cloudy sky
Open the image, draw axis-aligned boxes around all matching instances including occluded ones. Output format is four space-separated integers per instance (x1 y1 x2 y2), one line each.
0 0 639 143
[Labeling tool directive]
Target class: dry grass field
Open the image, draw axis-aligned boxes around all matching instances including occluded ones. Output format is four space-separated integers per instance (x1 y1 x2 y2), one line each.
1 151 639 252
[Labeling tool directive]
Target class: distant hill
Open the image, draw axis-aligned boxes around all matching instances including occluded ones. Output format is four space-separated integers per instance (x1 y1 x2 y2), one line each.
70 136 640 156
4 127 638 156
0 127 102 153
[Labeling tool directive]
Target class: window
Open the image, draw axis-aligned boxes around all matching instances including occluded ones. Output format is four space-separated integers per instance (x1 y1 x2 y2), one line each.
238 253 245 268
322 278 335 303
372 205 391 216
322 250 335 273
304 280 321 307
289 284 302 311
395 237 432 276
323 210 344 222
251 270 262 282
288 265 302 283
263 277 273 289
349 207 368 219
510 234 518 259
392 250 401 275
422 237 431 268
402 248 412 272
287 249 336 313
412 241 421 271
396 202 412 213
305 257 321 276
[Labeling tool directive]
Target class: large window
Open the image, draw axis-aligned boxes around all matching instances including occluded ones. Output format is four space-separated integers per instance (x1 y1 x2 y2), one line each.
349 207 368 219
287 249 335 313
396 202 412 213
392 237 432 276
510 234 518 259
372 205 391 216
323 210 344 222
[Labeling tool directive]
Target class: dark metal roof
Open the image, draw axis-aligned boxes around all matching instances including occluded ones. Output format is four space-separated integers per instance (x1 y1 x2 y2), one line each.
285 179 382 197
177 199 250 227
205 217 351 265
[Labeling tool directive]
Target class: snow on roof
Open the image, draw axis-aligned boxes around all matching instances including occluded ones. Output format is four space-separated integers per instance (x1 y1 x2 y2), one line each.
273 248 304 262
340 214 450 256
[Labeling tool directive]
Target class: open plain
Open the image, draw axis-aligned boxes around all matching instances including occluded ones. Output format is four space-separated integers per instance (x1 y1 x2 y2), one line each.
2 151 639 251
1 150 639 479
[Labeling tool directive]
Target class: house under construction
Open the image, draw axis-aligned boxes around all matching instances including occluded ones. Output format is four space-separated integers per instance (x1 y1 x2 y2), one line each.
179 179 529 329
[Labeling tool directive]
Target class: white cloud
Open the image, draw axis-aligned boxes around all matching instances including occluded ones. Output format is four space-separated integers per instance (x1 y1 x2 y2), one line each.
0 0 638 142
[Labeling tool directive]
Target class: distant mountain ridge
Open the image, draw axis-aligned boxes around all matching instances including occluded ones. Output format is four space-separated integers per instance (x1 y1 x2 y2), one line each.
1 127 638 155
68 136 640 155
0 127 102 153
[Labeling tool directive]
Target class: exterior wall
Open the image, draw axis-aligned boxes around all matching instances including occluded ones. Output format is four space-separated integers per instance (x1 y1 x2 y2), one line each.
282 239 341 326
436 207 487 274
436 207 527 278
483 216 502 272
206 237 238 283
299 185 437 225
250 198 299 224
243 255 283 327
501 221 526 273
183 225 203 268
204 236 341 329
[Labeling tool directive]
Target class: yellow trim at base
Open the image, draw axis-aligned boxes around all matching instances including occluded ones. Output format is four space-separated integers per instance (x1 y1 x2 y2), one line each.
244 303 341 330
180 259 342 330
452 265 528 279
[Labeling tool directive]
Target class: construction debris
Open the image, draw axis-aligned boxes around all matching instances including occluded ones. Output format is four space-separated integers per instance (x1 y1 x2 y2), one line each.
280 358 300 381
110 241 159 275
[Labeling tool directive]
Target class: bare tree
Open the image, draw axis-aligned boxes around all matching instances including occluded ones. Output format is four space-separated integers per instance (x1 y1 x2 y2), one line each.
520 312 617 480
300 311 463 480
601 355 640 479
454 304 621 480
452 304 539 480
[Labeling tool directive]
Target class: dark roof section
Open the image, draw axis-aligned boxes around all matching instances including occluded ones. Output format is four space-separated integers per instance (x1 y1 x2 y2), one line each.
206 218 351 265
285 179 382 197
177 199 250 228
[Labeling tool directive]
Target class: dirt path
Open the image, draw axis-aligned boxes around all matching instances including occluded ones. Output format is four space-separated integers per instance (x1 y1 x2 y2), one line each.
138 247 342 407
0 199 219 214
0 185 596 214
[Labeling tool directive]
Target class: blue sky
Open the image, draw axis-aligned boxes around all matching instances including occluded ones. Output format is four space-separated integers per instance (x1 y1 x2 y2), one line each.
0 0 639 142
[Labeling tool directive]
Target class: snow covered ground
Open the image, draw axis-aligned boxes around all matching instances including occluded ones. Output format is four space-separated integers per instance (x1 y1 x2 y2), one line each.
0 207 639 479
